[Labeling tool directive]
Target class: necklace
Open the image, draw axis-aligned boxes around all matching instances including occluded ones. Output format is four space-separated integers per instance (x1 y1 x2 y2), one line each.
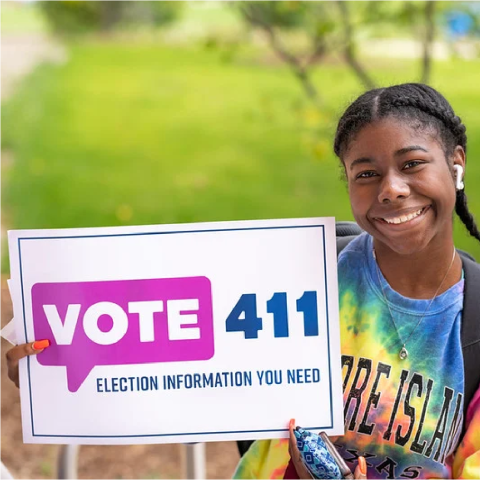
372 247 457 360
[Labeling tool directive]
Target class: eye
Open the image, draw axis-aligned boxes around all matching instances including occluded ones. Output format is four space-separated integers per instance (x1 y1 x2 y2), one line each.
403 160 424 170
356 171 377 179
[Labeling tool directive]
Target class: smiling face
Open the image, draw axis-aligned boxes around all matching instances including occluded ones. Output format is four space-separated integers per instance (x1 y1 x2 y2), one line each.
342 117 465 255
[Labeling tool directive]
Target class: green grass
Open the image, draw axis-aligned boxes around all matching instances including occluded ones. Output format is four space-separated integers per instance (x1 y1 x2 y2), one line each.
2 41 480 269
1 1 48 34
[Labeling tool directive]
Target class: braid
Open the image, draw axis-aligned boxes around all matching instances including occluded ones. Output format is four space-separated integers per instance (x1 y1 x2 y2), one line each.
387 84 468 154
456 190 480 242
334 82 479 245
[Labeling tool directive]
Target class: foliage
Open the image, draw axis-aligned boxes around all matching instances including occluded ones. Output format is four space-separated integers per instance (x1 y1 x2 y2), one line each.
234 1 355 101
38 1 99 35
37 1 182 35
234 1 456 99
235 1 309 30
122 2 182 28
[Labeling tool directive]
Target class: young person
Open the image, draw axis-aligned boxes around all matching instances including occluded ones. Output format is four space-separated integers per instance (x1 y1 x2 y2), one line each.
233 83 480 479
6 83 480 479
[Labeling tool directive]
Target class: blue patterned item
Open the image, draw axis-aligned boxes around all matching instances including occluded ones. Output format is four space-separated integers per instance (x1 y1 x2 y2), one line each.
294 427 342 479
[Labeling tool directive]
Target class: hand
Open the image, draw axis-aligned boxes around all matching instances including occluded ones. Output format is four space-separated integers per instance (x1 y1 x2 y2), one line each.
5 340 50 387
288 419 367 479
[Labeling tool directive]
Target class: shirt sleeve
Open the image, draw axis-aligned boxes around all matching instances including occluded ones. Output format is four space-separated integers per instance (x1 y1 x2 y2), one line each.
452 386 480 479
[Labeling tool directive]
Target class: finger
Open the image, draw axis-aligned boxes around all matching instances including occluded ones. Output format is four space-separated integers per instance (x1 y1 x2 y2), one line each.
288 419 314 479
6 340 50 388
354 456 367 480
7 362 20 387
5 340 50 364
288 418 296 458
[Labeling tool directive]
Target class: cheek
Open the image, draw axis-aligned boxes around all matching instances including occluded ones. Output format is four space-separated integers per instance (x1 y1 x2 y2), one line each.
348 188 372 228
348 184 370 213
418 175 456 210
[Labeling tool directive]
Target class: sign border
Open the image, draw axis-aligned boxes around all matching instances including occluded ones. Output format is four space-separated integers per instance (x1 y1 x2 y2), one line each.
18 223 334 438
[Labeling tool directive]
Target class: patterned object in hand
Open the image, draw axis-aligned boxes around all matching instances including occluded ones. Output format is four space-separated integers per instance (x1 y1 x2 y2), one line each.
294 427 342 479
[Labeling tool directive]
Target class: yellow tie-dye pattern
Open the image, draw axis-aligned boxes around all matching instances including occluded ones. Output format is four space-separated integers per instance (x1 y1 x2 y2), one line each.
232 439 289 479
453 403 480 479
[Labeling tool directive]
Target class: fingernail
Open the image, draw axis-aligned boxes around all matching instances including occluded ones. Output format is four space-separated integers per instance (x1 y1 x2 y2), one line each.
33 339 50 350
289 418 295 428
359 456 367 475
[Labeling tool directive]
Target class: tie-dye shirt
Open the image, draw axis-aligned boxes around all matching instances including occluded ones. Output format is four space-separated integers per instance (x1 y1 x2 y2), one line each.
233 233 480 479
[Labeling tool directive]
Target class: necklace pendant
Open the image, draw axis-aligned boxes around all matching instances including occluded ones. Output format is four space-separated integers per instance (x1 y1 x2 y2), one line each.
399 346 408 360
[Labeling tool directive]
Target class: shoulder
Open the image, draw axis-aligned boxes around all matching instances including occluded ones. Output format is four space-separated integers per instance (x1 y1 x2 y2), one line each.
337 232 371 260
336 233 373 286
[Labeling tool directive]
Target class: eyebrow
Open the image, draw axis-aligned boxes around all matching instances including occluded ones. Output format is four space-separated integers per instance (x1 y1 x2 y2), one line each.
349 157 372 170
394 145 428 156
349 145 429 170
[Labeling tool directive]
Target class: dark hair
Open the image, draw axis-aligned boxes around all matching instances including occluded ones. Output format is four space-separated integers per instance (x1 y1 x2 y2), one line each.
334 82 480 243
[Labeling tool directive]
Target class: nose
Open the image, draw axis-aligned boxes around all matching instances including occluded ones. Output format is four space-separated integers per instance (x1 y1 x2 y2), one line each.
377 172 410 203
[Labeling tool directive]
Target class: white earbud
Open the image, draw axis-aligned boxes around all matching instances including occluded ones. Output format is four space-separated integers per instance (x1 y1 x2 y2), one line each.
453 164 465 191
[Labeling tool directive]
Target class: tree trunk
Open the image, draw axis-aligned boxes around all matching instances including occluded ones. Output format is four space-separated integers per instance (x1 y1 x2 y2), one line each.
238 3 321 103
294 68 320 102
336 1 376 90
99 1 124 32
421 1 436 84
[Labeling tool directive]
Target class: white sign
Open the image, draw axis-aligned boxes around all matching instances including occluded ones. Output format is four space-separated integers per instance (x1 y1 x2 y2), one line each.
8 217 344 445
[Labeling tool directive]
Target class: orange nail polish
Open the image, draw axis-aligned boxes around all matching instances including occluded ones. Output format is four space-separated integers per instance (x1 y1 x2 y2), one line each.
289 418 295 428
359 456 367 475
33 339 50 350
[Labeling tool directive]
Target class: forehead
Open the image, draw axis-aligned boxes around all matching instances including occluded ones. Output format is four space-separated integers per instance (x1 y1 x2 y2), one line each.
343 117 442 162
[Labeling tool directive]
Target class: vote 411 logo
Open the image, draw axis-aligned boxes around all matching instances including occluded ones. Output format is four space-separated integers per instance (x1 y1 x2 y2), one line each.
31 277 321 392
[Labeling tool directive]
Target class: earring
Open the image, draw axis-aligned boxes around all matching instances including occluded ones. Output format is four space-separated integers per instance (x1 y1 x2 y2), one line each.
453 165 465 191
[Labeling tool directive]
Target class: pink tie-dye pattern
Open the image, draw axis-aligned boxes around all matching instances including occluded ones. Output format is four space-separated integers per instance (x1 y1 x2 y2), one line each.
451 385 480 479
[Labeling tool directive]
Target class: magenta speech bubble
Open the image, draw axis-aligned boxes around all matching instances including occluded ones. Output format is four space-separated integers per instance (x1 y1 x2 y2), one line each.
31 276 214 392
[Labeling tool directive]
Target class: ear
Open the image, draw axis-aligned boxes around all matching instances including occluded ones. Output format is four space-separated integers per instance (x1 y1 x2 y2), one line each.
452 146 466 171
452 146 466 190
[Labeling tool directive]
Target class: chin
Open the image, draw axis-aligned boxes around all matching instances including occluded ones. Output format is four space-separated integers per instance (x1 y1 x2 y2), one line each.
376 233 433 256
359 219 431 256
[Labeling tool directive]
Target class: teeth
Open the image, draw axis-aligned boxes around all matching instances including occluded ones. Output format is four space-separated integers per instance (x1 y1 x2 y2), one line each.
383 208 423 224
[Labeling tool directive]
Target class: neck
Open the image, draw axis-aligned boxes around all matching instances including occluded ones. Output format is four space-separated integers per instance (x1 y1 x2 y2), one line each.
372 239 462 299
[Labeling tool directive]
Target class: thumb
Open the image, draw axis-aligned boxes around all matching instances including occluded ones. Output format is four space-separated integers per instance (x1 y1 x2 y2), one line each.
354 456 367 479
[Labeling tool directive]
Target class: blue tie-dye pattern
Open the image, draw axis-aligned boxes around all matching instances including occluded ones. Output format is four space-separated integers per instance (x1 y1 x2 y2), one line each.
336 233 465 479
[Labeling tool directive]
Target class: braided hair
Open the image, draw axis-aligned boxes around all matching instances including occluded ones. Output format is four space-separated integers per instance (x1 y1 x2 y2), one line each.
334 83 480 244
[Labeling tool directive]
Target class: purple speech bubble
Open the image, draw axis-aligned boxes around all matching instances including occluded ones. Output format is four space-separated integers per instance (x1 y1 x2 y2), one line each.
31 277 214 392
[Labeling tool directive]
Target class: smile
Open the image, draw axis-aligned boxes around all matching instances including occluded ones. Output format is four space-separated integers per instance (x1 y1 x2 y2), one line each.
376 206 429 225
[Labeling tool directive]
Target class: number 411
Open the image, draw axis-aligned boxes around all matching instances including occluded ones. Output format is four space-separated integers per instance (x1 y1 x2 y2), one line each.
225 291 319 339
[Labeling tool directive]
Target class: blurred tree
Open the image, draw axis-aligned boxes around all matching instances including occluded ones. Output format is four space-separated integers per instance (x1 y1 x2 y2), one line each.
235 1 345 102
38 1 182 35
362 1 439 85
335 1 376 90
236 1 447 101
